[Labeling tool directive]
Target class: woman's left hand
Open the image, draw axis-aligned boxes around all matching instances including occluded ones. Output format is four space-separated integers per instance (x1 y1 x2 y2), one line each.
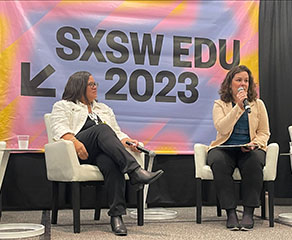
241 142 258 152
121 138 140 152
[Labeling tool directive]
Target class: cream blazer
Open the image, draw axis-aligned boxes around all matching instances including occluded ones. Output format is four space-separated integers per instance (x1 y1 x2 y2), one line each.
209 99 270 151
50 100 129 141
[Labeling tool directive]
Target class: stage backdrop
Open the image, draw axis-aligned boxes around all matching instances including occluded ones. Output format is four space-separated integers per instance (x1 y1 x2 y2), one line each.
0 1 259 154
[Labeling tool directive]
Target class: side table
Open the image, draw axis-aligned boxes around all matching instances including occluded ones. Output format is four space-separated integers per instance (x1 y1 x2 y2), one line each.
129 153 177 220
0 146 45 239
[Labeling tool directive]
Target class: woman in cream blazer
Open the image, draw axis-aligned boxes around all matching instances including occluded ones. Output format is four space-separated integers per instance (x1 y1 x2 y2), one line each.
207 65 270 231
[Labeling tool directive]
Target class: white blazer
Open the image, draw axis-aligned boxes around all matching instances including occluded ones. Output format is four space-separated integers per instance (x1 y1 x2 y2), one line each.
50 100 129 141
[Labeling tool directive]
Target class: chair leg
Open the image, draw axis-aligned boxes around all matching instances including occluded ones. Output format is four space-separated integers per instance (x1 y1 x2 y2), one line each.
216 195 222 217
137 186 144 226
267 181 274 227
196 178 202 223
51 181 59 224
0 191 2 219
261 186 266 219
72 182 81 233
94 184 101 221
94 207 101 221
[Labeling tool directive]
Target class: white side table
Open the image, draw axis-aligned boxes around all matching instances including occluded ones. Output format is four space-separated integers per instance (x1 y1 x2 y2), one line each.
129 154 177 220
0 147 45 239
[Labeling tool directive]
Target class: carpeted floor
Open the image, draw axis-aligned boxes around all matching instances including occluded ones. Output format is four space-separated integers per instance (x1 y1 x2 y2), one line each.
1 206 292 240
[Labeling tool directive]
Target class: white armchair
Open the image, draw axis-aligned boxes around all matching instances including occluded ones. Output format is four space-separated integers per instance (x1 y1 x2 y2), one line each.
44 113 145 233
288 126 292 169
194 142 279 227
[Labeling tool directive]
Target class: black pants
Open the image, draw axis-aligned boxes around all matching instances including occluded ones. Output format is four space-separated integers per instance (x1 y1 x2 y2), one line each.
75 124 140 216
207 147 265 210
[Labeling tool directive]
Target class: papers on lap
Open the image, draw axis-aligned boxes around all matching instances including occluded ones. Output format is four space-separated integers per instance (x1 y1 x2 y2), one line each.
216 144 258 148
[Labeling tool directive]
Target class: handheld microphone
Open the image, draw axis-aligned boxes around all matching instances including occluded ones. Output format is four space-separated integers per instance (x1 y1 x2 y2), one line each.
126 141 156 157
237 87 251 114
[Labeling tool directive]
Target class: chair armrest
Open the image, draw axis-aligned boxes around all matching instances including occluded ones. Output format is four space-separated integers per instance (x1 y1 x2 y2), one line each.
44 140 81 181
194 144 208 178
263 143 279 181
288 126 292 141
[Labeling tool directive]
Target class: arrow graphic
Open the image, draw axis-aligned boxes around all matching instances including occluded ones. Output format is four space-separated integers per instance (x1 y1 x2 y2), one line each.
21 62 56 97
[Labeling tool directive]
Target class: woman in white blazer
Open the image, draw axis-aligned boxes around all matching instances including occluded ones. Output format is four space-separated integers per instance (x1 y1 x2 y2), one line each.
50 71 163 236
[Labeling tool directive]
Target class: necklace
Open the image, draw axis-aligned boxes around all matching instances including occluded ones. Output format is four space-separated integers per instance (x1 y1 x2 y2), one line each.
88 112 102 125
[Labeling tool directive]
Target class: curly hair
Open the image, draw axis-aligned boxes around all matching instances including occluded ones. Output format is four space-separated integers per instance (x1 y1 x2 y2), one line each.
62 71 92 104
219 65 257 103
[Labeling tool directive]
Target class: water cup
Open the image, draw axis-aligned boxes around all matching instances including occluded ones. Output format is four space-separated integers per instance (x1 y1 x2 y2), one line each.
17 135 29 149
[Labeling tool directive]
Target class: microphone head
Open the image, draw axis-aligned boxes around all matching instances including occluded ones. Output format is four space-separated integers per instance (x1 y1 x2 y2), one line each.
238 87 244 92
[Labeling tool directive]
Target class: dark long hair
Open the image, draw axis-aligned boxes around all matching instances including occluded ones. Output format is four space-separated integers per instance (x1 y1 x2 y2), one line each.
62 71 91 104
219 65 257 103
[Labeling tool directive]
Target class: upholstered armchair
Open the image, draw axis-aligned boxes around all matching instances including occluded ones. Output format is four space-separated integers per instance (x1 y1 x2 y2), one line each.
194 142 279 227
44 113 145 233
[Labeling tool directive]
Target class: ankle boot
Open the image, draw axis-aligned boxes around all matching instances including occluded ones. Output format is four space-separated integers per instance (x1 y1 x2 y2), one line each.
110 216 127 236
129 167 164 185
241 206 254 230
226 209 241 231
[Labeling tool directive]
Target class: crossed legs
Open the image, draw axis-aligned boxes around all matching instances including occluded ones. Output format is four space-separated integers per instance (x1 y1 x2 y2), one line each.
75 124 163 235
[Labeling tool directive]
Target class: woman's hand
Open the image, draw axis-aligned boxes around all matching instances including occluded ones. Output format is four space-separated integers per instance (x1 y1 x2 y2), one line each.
121 138 140 152
241 142 258 152
235 88 248 110
61 133 88 160
73 140 89 160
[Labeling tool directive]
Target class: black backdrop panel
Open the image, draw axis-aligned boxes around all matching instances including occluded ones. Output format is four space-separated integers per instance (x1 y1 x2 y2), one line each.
146 154 196 207
259 1 292 198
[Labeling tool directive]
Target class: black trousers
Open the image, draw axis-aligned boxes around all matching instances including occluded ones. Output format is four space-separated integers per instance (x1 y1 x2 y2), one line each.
75 124 140 216
207 147 265 210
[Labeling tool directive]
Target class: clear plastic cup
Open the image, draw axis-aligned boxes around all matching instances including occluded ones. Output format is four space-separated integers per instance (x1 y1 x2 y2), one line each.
17 135 29 149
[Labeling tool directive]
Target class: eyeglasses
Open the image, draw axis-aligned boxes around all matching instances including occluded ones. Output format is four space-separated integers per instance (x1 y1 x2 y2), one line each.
88 82 98 88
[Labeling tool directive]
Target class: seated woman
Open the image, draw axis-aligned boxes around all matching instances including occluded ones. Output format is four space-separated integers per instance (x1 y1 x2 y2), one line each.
50 71 163 236
207 65 270 231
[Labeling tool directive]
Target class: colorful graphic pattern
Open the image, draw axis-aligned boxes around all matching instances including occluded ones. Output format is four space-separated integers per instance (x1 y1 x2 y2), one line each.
0 1 259 153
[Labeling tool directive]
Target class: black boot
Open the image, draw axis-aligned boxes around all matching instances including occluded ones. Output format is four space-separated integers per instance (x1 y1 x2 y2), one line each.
241 206 254 231
110 216 127 236
226 209 241 231
129 167 164 185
